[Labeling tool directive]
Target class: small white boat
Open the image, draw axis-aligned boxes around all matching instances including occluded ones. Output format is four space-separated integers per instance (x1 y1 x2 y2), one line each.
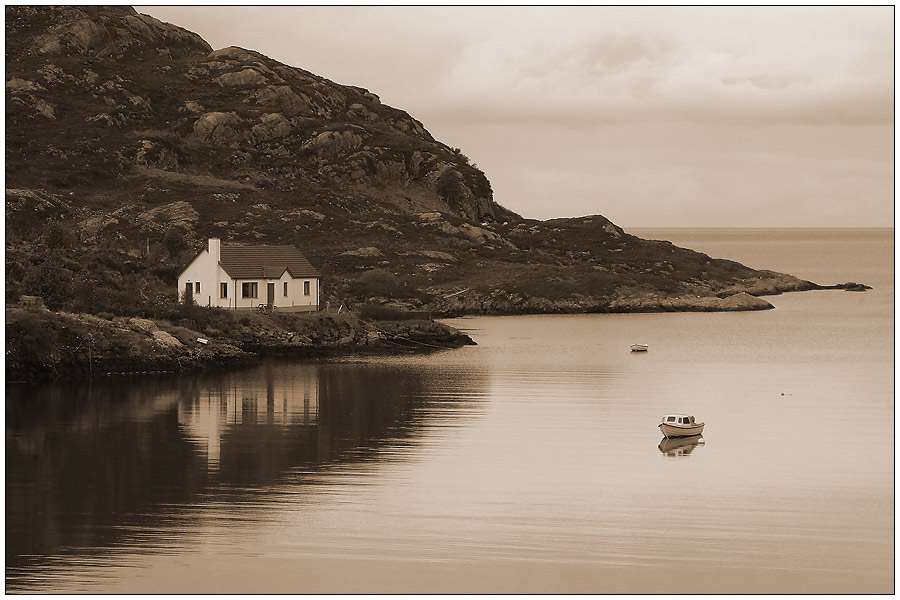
631 343 649 352
658 414 704 438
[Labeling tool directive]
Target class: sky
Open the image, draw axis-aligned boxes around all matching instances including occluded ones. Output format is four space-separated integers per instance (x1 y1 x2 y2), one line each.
137 5 894 228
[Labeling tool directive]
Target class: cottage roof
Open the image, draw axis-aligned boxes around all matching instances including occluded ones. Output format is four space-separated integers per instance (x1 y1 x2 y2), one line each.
219 244 320 279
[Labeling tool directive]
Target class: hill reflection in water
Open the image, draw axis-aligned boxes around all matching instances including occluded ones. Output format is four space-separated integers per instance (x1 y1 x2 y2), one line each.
5 360 488 584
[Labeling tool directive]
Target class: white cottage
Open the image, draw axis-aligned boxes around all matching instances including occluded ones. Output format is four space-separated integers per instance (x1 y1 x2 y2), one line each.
177 238 320 311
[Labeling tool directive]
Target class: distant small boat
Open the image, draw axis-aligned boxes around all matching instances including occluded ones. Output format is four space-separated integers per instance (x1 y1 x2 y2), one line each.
658 414 704 438
631 343 649 352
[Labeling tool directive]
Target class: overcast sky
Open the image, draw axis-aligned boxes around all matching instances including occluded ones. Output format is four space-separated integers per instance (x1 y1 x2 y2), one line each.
138 6 893 228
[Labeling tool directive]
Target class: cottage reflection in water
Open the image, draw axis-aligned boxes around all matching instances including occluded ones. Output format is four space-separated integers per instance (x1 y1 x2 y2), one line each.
177 365 319 471
6 360 486 588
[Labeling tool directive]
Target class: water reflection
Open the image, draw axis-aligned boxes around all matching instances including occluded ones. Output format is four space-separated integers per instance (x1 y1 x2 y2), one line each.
658 435 704 457
5 360 487 585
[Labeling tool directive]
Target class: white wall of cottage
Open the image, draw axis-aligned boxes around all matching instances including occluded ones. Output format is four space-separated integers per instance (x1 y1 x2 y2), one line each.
177 239 319 311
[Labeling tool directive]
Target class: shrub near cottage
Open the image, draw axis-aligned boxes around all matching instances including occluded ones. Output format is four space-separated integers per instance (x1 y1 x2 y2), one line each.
6 309 63 368
159 302 242 338
349 268 432 304
19 258 74 310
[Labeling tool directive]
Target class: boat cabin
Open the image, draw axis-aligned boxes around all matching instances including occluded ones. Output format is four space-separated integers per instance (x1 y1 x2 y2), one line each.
663 415 696 426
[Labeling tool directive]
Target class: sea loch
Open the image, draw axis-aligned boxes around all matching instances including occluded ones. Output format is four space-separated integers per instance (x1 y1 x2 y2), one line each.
6 228 893 593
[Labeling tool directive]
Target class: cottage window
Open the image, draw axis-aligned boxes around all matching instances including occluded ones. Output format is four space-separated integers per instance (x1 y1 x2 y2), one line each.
195 282 201 293
220 283 228 298
242 282 258 298
283 281 288 297
303 281 311 296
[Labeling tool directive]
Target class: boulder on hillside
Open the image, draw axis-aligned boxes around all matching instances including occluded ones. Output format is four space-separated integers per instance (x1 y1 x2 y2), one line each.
216 68 268 87
302 130 364 157
341 247 383 257
152 330 182 348
193 111 243 143
251 113 292 141
250 85 312 114
137 201 199 230
6 78 45 93
416 250 456 262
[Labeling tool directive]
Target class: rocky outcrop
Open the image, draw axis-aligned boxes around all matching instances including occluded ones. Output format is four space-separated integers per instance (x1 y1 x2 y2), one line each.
6 77 56 119
341 247 383 257
6 6 515 232
13 6 212 58
609 290 773 312
193 111 244 143
415 250 456 262
717 272 819 297
431 287 781 316
249 85 312 114
6 77 45 93
136 201 199 230
828 282 873 292
6 307 475 383
251 113 292 141
5 188 72 235
302 129 364 157
215 68 269 87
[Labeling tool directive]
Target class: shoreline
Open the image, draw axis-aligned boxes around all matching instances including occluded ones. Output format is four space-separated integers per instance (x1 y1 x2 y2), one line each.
4 307 476 385
5 282 869 385
430 279 867 316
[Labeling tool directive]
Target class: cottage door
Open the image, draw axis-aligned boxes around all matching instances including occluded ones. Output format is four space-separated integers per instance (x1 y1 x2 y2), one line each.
184 282 193 303
267 282 275 308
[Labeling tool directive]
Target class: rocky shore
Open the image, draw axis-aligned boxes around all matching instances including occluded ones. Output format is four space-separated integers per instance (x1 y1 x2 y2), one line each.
430 274 833 315
5 307 475 384
6 273 869 384
432 289 779 314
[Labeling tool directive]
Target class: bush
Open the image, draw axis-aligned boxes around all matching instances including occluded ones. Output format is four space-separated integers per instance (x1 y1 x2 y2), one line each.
162 225 192 260
158 302 243 337
40 220 77 250
7 310 63 366
358 304 432 320
19 258 73 310
351 268 407 298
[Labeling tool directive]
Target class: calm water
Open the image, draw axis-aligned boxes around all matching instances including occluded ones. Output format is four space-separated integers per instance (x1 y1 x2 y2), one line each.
6 229 894 593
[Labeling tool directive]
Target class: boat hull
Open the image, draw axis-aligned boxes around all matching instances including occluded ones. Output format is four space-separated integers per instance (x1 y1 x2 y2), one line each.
658 422 704 438
631 344 649 352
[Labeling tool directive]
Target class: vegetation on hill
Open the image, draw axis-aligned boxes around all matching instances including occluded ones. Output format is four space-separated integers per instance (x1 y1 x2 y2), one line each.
6 5 824 331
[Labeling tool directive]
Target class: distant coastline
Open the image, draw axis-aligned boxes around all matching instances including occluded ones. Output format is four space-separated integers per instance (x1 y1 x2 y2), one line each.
627 228 889 286
629 226 893 238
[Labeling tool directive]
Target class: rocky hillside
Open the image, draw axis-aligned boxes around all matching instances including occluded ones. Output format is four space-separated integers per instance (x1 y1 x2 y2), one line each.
6 6 827 319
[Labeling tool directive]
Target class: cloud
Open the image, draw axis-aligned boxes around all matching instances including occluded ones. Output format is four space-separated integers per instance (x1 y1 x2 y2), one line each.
137 6 894 227
423 7 893 127
140 6 892 127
